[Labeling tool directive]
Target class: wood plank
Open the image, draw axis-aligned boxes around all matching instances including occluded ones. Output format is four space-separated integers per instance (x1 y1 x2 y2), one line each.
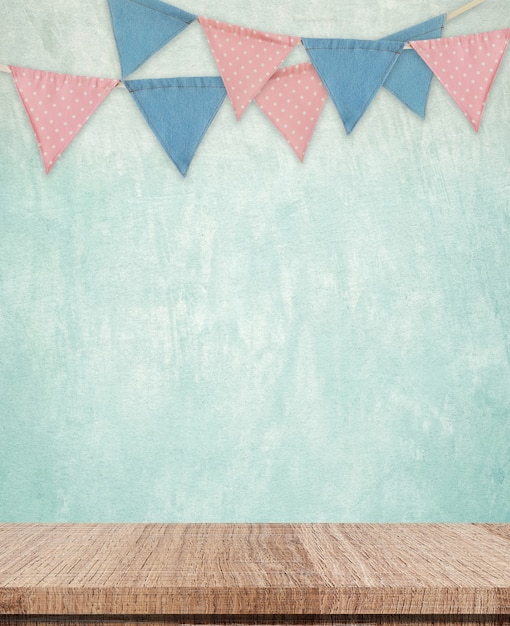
0 617 509 626
0 525 509 616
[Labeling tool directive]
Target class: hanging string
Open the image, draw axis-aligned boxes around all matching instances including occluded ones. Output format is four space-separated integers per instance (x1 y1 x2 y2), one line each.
447 0 486 22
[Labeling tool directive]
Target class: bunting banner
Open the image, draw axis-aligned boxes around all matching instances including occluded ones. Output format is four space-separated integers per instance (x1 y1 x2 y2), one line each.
302 38 405 133
125 76 227 175
381 14 446 117
2 0 510 175
254 63 328 161
107 0 196 78
9 66 119 174
410 28 510 131
199 17 300 119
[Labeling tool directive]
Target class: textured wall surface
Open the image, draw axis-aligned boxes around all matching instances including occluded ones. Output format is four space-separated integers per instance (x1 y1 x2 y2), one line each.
0 0 509 522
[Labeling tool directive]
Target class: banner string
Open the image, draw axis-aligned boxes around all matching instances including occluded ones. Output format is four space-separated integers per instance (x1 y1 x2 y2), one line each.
3 0 508 176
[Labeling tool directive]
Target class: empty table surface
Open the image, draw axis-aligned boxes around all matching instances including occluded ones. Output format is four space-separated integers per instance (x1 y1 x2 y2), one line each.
0 524 508 624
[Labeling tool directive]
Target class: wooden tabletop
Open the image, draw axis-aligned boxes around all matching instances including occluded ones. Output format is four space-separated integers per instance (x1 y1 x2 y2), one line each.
0 524 509 616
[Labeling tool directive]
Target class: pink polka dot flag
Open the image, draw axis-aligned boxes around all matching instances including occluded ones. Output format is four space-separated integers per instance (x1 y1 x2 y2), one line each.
9 66 119 173
409 29 510 132
199 16 300 119
255 63 328 161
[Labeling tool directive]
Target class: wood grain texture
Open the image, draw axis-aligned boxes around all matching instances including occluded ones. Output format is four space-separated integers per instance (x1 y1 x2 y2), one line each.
0 617 509 626
0 525 509 616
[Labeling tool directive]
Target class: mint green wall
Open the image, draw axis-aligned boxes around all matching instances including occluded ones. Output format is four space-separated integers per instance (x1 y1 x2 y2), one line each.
0 0 509 522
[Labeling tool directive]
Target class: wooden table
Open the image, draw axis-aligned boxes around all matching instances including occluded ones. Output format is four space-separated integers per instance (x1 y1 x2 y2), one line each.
0 524 508 625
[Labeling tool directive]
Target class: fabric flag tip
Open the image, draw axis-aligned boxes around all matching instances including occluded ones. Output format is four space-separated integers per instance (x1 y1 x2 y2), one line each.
107 0 196 78
9 66 118 173
381 14 446 118
254 62 328 161
409 28 510 131
125 76 226 176
199 16 300 119
303 38 404 134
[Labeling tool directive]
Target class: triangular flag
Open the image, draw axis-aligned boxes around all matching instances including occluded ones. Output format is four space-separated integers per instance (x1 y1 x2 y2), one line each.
254 63 328 161
107 0 196 78
302 38 404 133
198 17 300 119
125 76 226 176
381 14 446 117
410 29 510 131
9 66 118 174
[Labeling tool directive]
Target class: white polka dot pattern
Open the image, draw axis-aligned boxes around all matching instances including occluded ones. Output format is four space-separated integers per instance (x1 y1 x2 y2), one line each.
410 28 510 132
254 63 328 161
198 16 300 120
9 66 119 173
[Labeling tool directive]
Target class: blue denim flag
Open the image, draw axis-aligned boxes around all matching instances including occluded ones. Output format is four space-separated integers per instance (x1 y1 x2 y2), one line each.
302 38 404 134
381 14 446 118
107 0 196 78
125 77 227 176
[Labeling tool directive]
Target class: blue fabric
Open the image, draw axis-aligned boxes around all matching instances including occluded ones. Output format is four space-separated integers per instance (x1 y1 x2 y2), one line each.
302 38 404 134
125 77 227 176
107 0 196 78
381 14 446 118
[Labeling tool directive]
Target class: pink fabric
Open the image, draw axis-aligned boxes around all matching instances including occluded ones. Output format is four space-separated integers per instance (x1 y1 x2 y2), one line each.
255 63 328 161
9 66 119 173
410 29 510 131
199 16 300 119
